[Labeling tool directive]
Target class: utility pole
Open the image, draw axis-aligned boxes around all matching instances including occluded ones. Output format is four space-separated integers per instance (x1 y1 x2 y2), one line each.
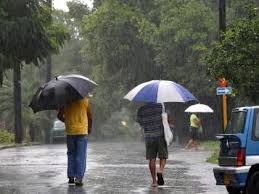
219 0 227 131
219 0 226 34
14 63 23 143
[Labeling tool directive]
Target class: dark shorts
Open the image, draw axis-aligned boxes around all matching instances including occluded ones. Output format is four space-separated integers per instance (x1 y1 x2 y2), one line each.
145 137 168 160
190 127 198 140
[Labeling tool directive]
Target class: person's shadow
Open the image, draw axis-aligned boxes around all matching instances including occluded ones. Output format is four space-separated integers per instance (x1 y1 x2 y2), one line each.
67 185 88 194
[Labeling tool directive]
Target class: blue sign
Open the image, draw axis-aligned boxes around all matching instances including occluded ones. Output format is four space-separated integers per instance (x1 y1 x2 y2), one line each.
216 87 232 95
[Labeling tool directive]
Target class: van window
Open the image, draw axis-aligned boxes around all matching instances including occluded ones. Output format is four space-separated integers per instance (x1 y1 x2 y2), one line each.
253 111 259 139
54 121 65 129
226 111 246 133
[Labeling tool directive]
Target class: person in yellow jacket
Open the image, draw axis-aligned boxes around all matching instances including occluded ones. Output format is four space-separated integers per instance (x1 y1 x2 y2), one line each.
185 113 201 150
58 97 92 186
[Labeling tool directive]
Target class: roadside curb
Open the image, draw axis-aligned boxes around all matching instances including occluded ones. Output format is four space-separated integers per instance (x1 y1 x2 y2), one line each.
0 142 41 150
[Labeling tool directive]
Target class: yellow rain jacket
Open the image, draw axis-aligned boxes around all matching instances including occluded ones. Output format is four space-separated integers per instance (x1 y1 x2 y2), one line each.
63 97 91 135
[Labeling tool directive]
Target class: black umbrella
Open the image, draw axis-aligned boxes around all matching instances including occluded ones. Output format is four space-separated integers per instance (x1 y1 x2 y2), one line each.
29 74 97 113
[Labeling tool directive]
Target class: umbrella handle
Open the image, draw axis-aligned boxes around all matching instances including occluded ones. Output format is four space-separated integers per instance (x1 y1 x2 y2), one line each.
162 103 166 113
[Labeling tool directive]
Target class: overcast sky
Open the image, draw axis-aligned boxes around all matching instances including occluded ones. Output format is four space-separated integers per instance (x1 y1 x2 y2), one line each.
53 0 93 11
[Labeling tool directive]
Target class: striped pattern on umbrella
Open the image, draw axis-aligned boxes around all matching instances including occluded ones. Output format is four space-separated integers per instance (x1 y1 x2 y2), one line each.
124 80 197 103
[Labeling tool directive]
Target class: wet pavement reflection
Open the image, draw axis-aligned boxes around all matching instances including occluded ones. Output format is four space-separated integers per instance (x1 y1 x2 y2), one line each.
0 142 227 194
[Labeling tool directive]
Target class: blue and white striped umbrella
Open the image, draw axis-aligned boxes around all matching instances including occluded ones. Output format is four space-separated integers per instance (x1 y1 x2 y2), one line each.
124 80 197 103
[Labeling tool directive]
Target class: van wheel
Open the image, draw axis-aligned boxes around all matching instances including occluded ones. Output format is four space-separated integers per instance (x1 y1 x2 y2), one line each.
226 186 241 194
246 171 259 194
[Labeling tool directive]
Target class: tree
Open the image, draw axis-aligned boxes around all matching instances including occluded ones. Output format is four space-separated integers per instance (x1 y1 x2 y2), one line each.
80 0 159 132
79 0 222 138
0 68 48 142
138 0 216 94
0 0 69 143
206 4 259 104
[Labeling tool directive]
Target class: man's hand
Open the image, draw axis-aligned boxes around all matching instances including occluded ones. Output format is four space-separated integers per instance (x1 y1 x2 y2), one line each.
87 104 92 135
57 107 65 122
88 127 92 134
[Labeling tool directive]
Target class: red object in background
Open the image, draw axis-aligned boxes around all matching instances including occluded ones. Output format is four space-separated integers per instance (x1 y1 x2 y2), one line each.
218 78 228 87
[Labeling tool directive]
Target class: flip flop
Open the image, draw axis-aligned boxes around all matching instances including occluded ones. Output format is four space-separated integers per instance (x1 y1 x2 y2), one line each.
157 172 164 185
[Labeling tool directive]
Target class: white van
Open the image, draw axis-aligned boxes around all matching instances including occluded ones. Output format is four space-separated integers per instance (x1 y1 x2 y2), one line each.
50 120 65 143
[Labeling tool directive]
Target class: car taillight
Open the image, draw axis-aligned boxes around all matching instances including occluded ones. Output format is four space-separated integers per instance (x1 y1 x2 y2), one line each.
237 148 245 166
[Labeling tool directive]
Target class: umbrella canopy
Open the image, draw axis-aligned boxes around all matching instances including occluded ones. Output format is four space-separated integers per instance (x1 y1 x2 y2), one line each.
185 103 214 113
29 74 97 113
124 80 197 103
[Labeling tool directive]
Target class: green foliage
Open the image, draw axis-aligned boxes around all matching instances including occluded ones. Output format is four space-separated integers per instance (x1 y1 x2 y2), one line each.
0 67 49 141
81 0 158 134
0 0 69 143
206 149 219 164
200 140 219 164
67 0 90 22
80 0 219 137
206 4 259 103
1 0 258 141
142 0 216 94
201 140 220 150
0 0 69 81
82 0 156 85
0 128 14 144
227 0 259 24
94 108 140 140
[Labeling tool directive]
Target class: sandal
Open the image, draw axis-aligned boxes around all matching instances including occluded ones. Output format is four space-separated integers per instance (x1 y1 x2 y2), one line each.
157 172 164 185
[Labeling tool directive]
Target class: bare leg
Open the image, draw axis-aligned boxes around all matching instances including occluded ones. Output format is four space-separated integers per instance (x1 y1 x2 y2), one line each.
159 159 166 173
149 159 157 187
193 140 199 150
157 159 166 185
185 139 193 149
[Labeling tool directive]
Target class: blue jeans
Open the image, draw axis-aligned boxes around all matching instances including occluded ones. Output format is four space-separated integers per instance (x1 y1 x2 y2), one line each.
67 135 88 179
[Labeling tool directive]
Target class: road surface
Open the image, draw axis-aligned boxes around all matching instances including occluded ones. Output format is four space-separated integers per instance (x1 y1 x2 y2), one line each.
0 142 227 194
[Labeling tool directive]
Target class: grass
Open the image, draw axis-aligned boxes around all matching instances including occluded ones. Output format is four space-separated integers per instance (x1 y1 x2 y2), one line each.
0 128 14 144
200 140 220 164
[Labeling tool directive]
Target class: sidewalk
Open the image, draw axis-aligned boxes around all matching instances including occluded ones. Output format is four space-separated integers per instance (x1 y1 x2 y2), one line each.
0 142 41 150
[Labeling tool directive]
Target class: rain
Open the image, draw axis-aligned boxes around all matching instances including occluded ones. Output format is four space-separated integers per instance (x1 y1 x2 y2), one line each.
0 0 259 193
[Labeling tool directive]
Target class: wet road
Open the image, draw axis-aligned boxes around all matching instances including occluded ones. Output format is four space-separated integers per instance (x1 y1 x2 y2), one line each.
0 142 227 194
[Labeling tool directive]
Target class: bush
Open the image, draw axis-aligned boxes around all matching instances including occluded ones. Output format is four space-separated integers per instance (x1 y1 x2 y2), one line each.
206 148 219 164
0 128 14 144
201 140 220 164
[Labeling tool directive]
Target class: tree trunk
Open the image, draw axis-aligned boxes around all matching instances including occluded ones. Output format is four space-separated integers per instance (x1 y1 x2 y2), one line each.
45 55 52 144
13 64 23 143
0 64 3 86
45 0 53 144
46 55 52 82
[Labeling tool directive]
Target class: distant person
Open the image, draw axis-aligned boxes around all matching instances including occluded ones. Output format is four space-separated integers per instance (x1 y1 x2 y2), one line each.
57 97 92 186
137 103 168 187
185 113 201 150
